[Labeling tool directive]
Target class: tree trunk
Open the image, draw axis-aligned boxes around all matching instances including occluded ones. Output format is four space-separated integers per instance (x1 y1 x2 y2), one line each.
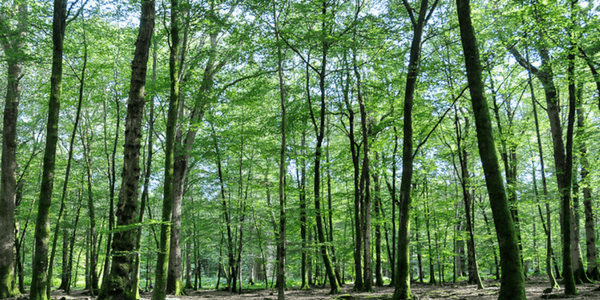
454 113 484 289
525 46 560 289
81 126 99 294
353 50 373 293
131 38 156 299
299 130 309 289
456 0 526 299
97 0 155 298
49 24 86 295
393 1 436 298
153 0 181 297
508 36 578 296
372 167 384 287
30 0 66 299
274 3 287 298
578 104 599 280
0 3 27 297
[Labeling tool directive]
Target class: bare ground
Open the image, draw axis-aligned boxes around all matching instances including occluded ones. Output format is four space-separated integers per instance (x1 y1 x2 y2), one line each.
16 279 600 300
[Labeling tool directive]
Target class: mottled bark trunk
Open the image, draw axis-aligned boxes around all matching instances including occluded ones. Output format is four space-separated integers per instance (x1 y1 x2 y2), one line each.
30 0 66 299
0 9 26 294
97 0 155 298
456 0 526 299
0 2 27 296
131 39 156 299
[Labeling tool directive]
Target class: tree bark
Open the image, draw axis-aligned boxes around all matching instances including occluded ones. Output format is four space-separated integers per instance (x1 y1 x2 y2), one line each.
0 2 27 297
454 113 483 289
508 37 578 295
525 46 560 289
393 0 436 298
30 0 66 299
153 0 180 296
131 38 156 299
456 0 526 299
97 0 155 298
274 2 287 298
577 105 600 280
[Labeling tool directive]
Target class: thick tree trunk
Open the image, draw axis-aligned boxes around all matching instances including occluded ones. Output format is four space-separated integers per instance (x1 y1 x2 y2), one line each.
0 3 27 297
456 1 526 299
131 39 156 299
30 1 66 299
97 0 155 298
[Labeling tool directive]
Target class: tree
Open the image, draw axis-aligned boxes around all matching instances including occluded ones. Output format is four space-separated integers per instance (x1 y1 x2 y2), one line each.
0 1 27 297
393 0 438 298
455 0 526 299
97 0 155 298
153 0 181 296
29 0 67 298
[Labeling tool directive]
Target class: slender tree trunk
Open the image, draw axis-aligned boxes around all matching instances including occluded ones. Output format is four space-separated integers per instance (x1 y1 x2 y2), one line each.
525 46 560 289
353 50 373 293
372 167 384 287
508 36 578 296
273 3 287 298
97 0 155 298
66 182 84 294
578 106 600 280
393 0 437 298
299 130 309 289
30 0 67 299
81 125 99 294
456 1 526 299
341 50 363 291
153 0 181 297
426 198 439 285
454 113 484 289
303 5 340 291
49 25 86 294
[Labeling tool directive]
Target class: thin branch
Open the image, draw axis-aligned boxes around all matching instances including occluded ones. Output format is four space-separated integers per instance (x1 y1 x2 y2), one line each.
413 84 468 158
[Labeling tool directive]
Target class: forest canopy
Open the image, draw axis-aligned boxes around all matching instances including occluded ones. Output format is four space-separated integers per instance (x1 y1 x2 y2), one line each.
1 0 600 300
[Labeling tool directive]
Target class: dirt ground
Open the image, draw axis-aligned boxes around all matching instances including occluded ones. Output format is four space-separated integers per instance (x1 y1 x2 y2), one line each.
20 279 600 300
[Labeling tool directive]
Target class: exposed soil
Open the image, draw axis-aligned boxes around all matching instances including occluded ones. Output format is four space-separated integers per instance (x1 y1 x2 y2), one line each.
14 279 600 300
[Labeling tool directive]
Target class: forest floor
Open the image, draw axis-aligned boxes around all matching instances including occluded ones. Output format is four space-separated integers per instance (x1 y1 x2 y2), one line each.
34 278 600 300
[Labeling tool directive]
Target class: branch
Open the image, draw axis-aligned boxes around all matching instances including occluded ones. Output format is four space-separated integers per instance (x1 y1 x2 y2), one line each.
412 84 468 158
508 43 540 75
402 0 416 27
